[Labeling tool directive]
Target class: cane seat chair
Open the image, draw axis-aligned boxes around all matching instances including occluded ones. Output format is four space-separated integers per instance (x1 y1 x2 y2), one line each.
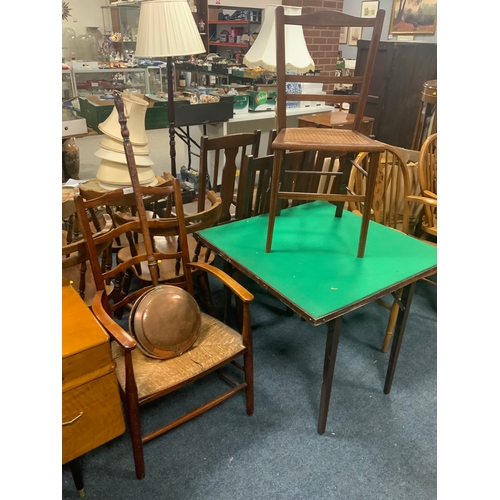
266 7 386 255
73 91 254 480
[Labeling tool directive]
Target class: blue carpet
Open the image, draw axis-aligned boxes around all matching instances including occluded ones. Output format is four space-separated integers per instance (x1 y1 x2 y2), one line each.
62 258 437 499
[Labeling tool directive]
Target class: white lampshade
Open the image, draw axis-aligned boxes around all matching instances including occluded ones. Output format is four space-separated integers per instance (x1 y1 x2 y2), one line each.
243 5 315 73
96 159 158 189
135 0 206 57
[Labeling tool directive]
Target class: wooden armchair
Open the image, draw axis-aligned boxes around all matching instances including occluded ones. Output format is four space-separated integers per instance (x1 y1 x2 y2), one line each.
73 92 254 480
347 145 418 352
408 133 437 240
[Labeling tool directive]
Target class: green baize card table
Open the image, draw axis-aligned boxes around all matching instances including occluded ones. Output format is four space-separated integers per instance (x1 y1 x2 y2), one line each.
197 201 437 434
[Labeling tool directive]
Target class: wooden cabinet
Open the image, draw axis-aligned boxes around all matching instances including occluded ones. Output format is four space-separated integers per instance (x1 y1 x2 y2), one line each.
101 2 140 58
354 41 437 149
62 282 125 466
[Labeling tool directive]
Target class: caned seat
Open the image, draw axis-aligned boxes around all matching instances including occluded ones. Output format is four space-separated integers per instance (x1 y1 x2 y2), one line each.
266 7 386 256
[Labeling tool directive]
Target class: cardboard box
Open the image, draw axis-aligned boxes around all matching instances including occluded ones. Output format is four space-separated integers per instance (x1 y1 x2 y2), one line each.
78 96 114 132
247 90 276 112
233 94 248 115
209 7 223 20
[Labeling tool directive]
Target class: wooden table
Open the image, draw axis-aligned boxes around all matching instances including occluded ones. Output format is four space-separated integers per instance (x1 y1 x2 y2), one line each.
297 111 375 137
62 280 125 496
196 202 437 434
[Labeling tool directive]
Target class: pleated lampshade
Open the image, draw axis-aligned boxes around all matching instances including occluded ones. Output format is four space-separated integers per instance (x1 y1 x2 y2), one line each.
243 5 315 73
135 0 206 57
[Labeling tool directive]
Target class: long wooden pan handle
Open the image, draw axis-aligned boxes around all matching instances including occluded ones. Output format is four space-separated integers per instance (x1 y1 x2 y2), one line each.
114 91 160 286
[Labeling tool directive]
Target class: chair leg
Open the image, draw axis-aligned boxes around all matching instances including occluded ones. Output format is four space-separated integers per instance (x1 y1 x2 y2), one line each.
357 151 380 258
78 261 87 300
123 354 146 480
381 289 402 353
242 316 254 416
266 149 284 253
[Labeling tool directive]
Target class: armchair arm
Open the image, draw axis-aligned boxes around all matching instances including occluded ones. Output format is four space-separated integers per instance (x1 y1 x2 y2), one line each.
187 262 254 303
407 195 438 208
91 290 137 350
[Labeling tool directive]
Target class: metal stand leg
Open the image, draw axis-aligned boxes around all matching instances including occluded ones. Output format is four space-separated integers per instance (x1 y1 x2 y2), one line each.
317 316 342 435
384 282 417 394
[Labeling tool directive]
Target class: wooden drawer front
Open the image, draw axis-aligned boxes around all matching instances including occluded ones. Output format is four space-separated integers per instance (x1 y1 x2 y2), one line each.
63 343 114 391
62 373 125 464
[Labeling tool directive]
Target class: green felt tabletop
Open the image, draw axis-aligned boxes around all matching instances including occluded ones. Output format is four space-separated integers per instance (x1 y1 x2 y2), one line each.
197 202 437 324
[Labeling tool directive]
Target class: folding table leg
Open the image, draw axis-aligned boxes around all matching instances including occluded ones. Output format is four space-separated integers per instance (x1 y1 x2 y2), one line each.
317 316 342 435
384 281 417 394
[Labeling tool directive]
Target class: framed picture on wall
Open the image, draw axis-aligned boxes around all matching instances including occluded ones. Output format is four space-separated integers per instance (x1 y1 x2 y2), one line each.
339 26 348 44
361 1 379 18
348 27 362 46
389 0 437 35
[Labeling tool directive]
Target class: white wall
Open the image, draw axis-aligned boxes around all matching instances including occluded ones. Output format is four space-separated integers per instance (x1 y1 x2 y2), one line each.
62 0 110 38
340 0 437 60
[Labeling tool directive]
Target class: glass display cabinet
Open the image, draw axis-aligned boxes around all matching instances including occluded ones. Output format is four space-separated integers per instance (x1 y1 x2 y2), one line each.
62 69 77 101
72 68 148 97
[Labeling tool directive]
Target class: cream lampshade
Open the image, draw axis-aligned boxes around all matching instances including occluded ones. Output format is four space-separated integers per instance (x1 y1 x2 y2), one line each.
100 135 151 156
94 148 155 167
243 5 315 73
135 0 206 178
98 93 149 145
135 0 206 58
96 159 157 189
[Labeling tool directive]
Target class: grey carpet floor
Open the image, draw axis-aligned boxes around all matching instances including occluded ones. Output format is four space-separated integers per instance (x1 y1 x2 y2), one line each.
62 261 437 499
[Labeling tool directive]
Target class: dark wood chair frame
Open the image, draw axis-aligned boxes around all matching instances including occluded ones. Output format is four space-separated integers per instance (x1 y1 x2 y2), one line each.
266 7 386 256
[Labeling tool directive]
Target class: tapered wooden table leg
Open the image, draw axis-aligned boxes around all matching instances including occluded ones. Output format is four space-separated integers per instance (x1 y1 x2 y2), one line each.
384 282 417 394
69 457 85 497
317 316 342 435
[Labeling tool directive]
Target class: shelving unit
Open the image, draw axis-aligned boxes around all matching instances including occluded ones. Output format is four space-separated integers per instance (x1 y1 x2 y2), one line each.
208 7 262 59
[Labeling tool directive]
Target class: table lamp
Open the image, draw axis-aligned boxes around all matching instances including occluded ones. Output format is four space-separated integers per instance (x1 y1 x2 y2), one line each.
135 0 206 178
243 5 314 73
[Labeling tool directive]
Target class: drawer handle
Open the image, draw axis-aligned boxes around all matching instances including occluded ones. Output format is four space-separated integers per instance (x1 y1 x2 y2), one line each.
62 412 84 426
